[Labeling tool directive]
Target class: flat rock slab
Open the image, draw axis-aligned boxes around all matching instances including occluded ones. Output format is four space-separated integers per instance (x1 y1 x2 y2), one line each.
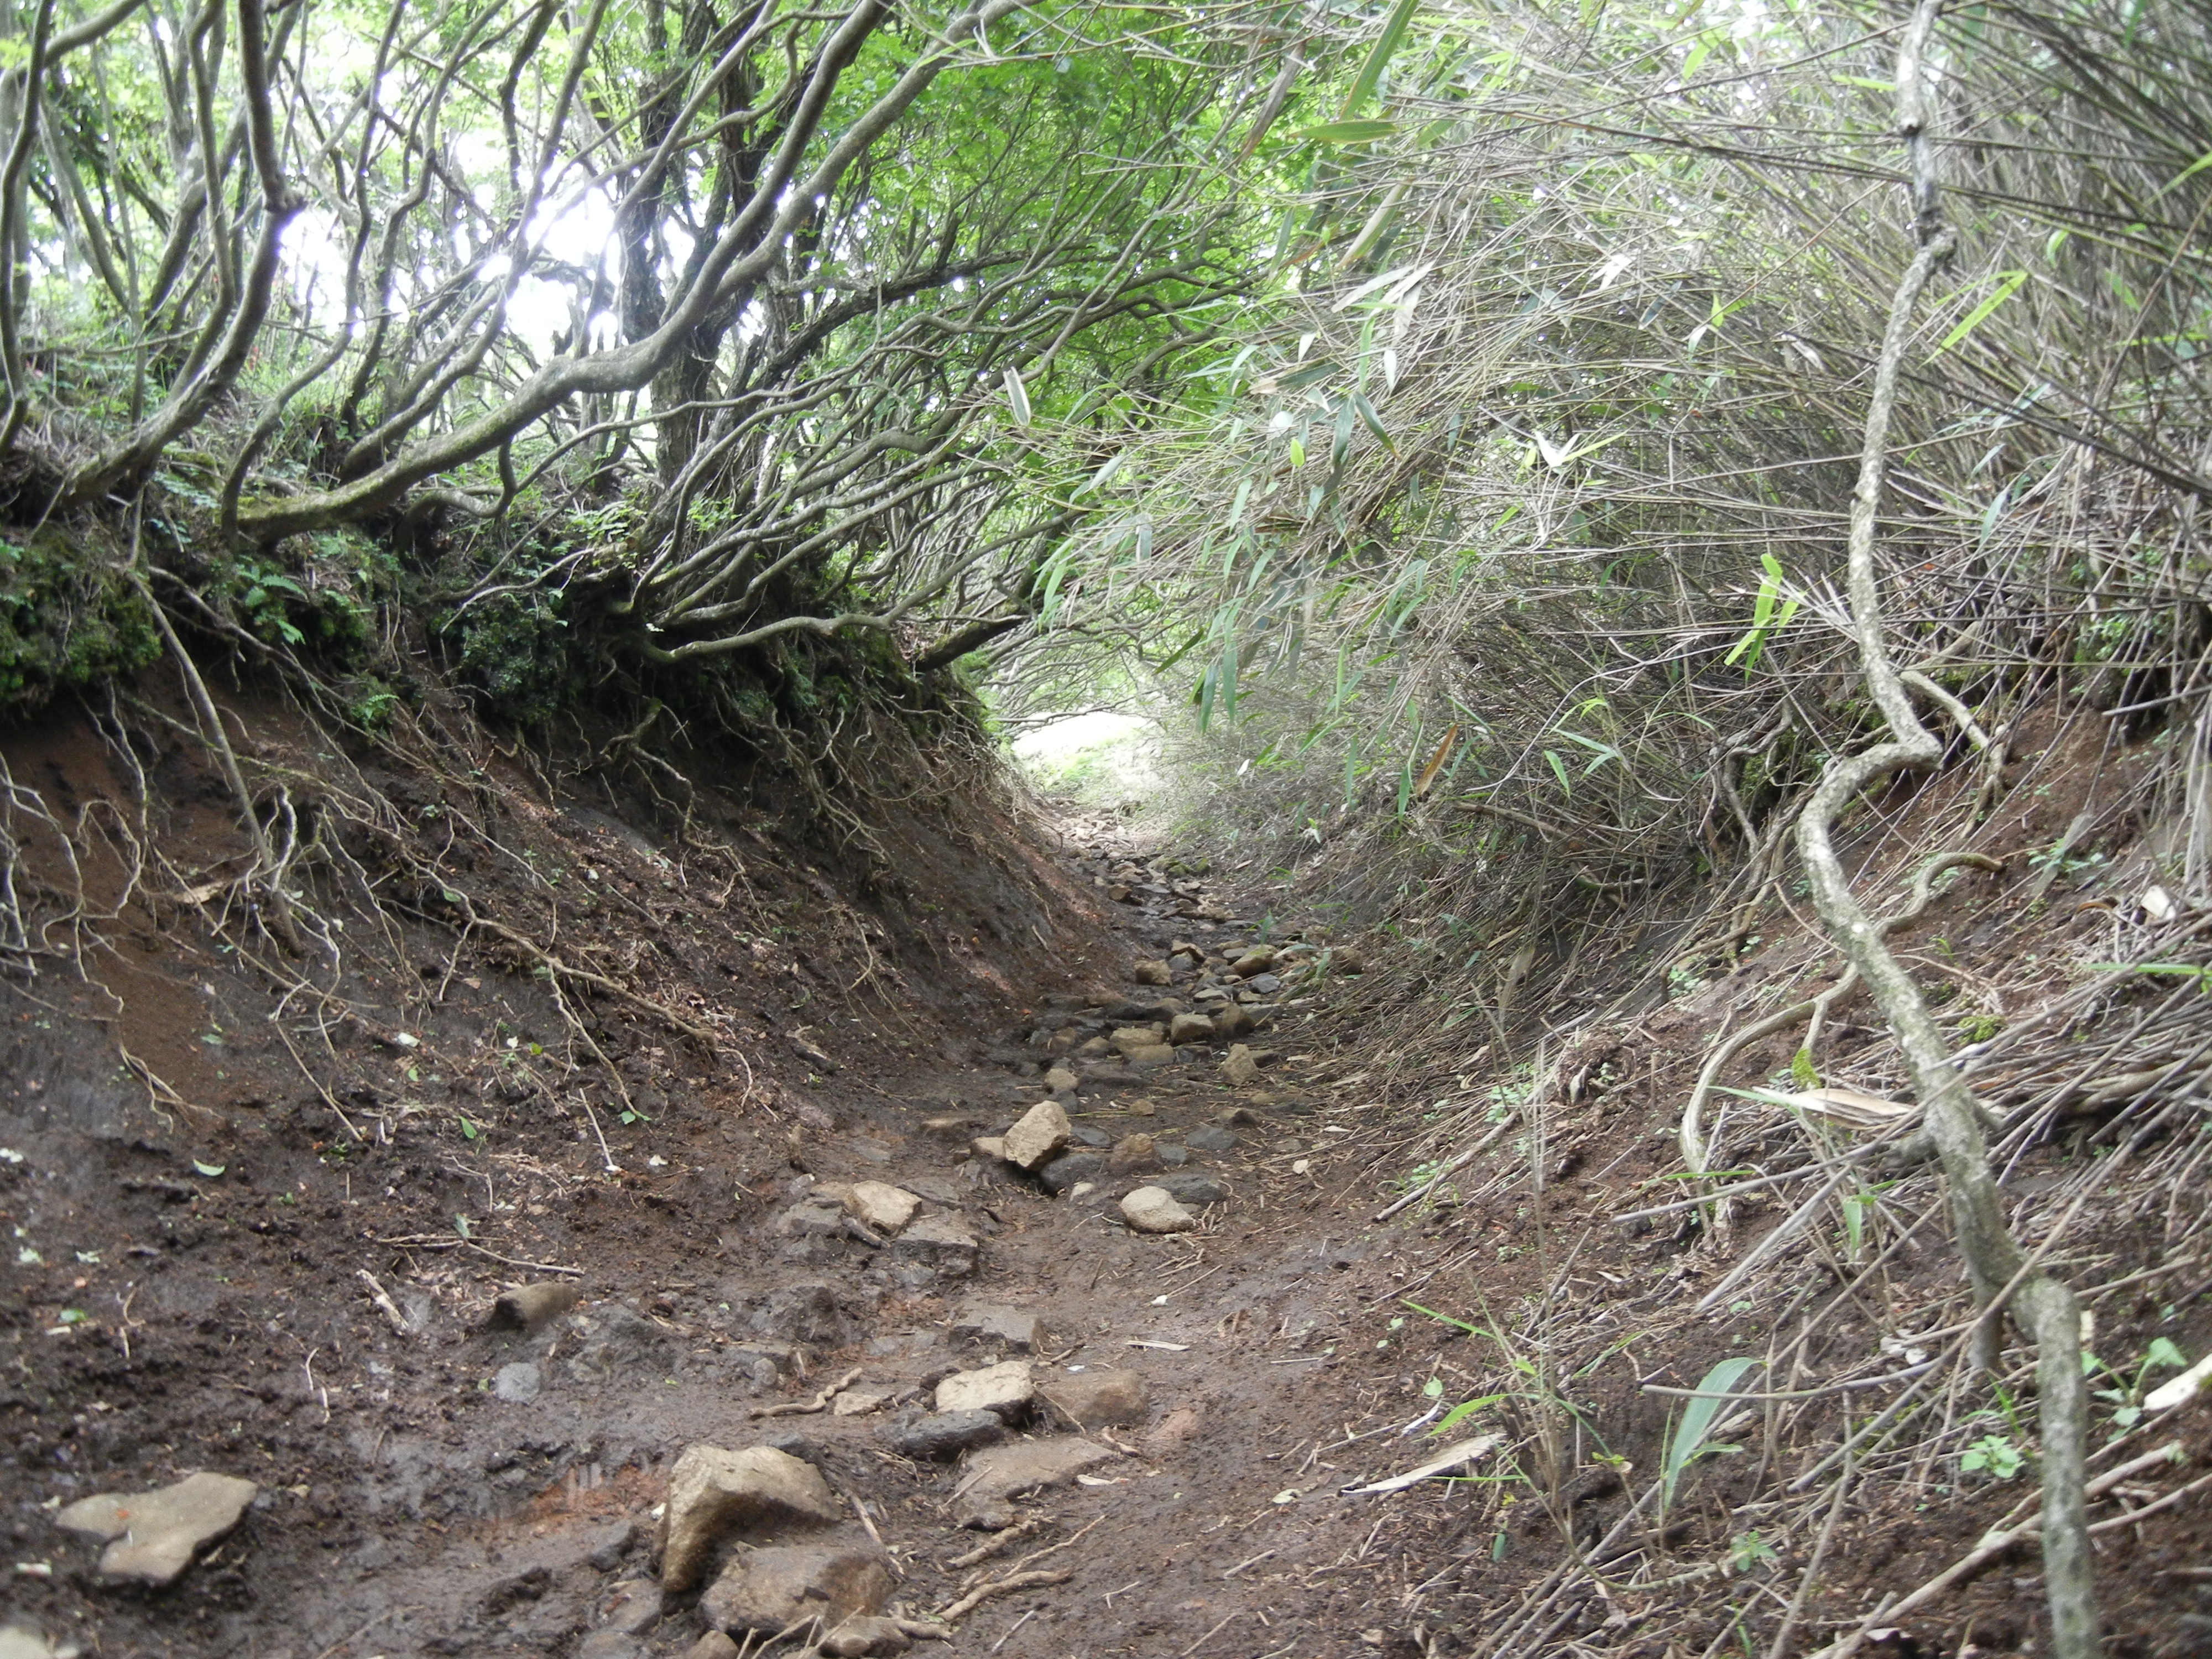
844 1181 921 1235
55 1471 259 1585
659 1445 843 1592
701 1543 894 1635
1039 1369 1151 1429
934 1359 1032 1418
953 1438 1118 1526
1121 1186 1198 1234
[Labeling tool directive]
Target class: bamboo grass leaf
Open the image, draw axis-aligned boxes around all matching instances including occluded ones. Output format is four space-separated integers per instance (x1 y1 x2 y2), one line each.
1663 1358 1760 1505
1340 0 1422 118
1928 270 2028 359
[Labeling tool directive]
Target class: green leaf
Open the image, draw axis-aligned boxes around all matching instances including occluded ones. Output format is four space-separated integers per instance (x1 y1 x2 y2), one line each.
1341 0 1422 118
1003 367 1031 427
1351 388 1394 451
1665 1358 1760 1504
459 1116 479 1141
1433 1392 1509 1434
1545 749 1571 795
2156 147 2212 200
192 1160 226 1177
1290 119 1399 145
1928 270 2028 359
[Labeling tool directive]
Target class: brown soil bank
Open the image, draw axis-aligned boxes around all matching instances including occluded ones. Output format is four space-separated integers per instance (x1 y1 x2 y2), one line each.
4 676 2212 1659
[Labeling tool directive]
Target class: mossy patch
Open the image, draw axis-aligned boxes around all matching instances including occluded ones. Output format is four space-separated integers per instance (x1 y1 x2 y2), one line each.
0 528 161 720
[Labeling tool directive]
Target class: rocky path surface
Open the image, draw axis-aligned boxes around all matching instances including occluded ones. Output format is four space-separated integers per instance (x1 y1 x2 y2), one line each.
4 811 1458 1659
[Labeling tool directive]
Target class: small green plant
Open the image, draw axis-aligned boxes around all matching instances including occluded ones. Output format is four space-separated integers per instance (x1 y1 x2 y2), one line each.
2089 1336 2187 1432
1722 551 1800 674
1727 1530 1778 1575
1960 1434 2025 1479
1955 1011 2006 1042
1788 1047 1819 1089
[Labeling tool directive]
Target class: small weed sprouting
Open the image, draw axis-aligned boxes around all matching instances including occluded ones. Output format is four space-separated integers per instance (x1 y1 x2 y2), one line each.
1960 1434 2025 1479
2088 1336 2188 1434
1727 1531 1779 1575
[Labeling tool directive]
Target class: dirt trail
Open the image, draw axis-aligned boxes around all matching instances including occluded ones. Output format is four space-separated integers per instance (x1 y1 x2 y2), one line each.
0 712 1459 1659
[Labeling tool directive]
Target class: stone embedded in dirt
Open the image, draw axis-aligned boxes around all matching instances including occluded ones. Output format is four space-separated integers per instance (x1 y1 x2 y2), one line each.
1039 1151 1105 1194
1151 1170 1225 1206
1131 959 1172 985
1043 1065 1079 1096
1126 1044 1177 1068
882 1408 1008 1461
1167 1012 1215 1045
687 1635 743 1659
1125 1097 1158 1117
1000 1100 1071 1170
1218 1106 1261 1126
1076 1035 1113 1058
758 1431 827 1467
922 1115 978 1138
658 1445 843 1592
1184 1125 1239 1151
1230 947 1276 977
588 1520 642 1572
751 1282 851 1348
774 1197 848 1240
1121 1186 1198 1234
577 1635 645 1659
1221 1044 1260 1087
935 1359 1033 1418
831 1387 894 1417
699 1543 895 1635
1069 1124 1112 1149
1110 1024 1164 1053
0 1631 72 1659
821 1614 914 1656
843 1182 920 1236
54 1471 259 1586
493 1361 542 1404
1211 1004 1257 1040
895 1212 980 1276
899 1174 961 1206
1246 973 1284 994
969 1134 1009 1162
488 1280 583 1333
1107 1133 1161 1176
953 1306 1047 1352
1157 1144 1191 1167
952 1437 1119 1527
1039 1368 1151 1429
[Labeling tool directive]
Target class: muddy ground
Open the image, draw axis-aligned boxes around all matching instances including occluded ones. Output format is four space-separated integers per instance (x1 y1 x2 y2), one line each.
4 691 2212 1659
